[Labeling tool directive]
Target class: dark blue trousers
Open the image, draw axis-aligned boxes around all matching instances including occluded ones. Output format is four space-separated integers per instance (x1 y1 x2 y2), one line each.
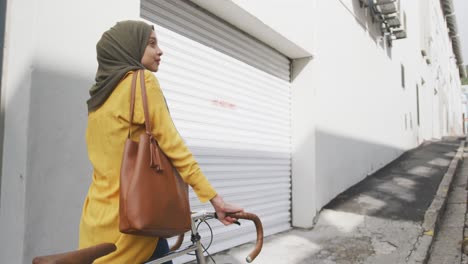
146 238 173 264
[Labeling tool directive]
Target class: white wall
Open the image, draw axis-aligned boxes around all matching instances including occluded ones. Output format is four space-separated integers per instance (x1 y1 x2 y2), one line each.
310 0 463 211
463 87 468 133
428 0 464 137
0 0 38 262
1 0 141 263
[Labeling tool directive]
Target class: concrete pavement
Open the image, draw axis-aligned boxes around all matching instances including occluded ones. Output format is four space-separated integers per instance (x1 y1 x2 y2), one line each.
427 151 468 263
203 137 466 264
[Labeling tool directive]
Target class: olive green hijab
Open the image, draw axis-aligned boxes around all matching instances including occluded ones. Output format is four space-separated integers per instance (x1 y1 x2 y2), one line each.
87 20 154 112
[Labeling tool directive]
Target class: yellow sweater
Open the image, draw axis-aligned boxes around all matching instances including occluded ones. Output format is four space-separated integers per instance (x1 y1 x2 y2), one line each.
79 70 217 263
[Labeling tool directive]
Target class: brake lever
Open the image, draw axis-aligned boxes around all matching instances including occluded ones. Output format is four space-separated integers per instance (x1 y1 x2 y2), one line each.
214 213 241 226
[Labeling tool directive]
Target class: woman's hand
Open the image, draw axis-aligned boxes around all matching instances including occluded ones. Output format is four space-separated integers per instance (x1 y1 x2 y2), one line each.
210 194 243 225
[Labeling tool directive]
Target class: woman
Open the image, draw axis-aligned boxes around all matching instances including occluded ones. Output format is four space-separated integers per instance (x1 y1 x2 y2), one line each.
79 20 242 263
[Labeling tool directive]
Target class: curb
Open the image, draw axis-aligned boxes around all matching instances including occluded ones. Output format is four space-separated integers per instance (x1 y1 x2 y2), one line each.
406 140 465 264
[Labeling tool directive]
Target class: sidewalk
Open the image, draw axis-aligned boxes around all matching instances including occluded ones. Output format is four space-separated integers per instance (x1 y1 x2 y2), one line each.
427 151 468 263
206 137 465 264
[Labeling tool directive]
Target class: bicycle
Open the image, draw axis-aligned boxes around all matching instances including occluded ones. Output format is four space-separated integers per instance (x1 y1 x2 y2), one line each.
33 212 263 264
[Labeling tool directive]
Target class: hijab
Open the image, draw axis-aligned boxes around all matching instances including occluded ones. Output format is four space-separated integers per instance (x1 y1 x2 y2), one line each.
87 20 154 112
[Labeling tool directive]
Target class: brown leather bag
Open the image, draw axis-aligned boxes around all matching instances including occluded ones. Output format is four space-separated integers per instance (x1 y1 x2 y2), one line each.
119 69 191 238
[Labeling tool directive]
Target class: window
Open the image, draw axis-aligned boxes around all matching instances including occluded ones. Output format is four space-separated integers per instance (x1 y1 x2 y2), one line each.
416 84 420 126
401 64 405 88
410 113 413 129
405 114 408 130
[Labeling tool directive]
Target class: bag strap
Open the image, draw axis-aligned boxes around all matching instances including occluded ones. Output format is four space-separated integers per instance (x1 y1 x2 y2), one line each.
127 69 162 170
139 69 152 135
128 69 152 137
139 70 163 169
128 70 138 138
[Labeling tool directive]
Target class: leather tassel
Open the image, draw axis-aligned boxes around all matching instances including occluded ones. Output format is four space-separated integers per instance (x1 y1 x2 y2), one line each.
150 138 163 171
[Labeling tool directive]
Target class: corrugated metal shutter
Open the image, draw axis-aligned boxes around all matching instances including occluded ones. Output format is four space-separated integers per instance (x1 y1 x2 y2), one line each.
141 1 291 262
141 0 290 81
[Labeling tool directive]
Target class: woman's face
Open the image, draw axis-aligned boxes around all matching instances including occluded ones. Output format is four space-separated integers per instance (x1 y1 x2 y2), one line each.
141 31 163 72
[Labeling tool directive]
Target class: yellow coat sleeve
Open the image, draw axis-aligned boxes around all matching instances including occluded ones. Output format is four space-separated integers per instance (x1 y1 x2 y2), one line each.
133 70 217 203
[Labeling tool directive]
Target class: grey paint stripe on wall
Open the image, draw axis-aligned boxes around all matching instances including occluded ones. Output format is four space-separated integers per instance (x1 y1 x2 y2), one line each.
0 0 8 202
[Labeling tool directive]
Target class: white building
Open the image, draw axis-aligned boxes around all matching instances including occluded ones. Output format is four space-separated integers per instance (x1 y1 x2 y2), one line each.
0 0 465 263
461 85 468 134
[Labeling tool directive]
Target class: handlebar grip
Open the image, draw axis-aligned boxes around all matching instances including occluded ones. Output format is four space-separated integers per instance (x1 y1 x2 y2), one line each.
226 212 263 263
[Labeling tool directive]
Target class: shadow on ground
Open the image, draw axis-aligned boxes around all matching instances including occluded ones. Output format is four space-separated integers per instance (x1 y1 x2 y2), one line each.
324 137 462 222
204 137 463 264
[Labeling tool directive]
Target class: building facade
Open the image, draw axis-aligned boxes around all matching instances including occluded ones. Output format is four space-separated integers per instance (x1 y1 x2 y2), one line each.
0 0 465 263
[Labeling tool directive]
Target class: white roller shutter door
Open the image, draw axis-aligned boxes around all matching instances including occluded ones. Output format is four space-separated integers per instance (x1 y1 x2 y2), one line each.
141 1 291 262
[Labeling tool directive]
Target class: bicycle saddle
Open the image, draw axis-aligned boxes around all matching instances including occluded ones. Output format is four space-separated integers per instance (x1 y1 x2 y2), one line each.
32 243 116 264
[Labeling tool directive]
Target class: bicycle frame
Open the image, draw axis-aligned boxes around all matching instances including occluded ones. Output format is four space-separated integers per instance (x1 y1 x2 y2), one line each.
147 211 213 264
147 211 263 264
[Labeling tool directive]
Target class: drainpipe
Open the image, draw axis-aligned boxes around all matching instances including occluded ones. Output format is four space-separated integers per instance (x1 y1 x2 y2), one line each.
441 0 467 78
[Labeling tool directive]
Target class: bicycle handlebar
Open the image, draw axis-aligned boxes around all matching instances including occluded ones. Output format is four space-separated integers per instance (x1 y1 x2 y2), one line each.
225 212 264 263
